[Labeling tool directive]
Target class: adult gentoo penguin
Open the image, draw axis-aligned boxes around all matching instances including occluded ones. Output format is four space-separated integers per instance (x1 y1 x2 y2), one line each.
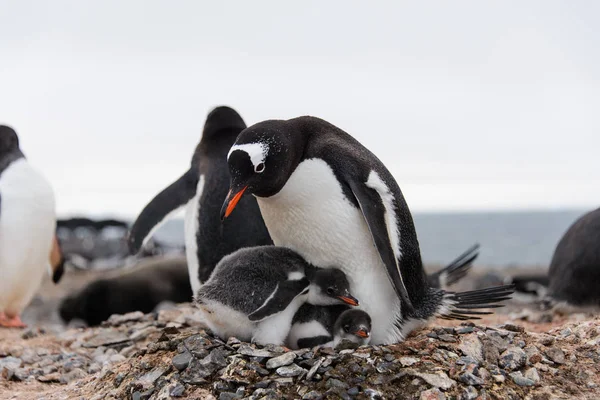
195 246 359 346
128 106 272 294
221 116 514 344
545 207 600 307
0 125 57 328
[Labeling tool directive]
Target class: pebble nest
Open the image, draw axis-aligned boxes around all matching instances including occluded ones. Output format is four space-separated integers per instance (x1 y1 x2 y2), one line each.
1 304 600 400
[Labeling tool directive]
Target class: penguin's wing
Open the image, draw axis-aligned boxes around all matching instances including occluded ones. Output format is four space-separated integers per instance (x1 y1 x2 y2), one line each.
427 243 479 288
128 168 199 254
248 278 310 322
345 176 415 312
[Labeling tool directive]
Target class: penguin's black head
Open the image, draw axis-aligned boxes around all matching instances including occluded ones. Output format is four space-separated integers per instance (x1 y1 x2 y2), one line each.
334 309 372 343
220 119 304 220
0 125 20 156
309 268 360 306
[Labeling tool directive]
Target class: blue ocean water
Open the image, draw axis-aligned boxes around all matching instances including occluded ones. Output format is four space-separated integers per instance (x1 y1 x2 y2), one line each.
152 209 590 268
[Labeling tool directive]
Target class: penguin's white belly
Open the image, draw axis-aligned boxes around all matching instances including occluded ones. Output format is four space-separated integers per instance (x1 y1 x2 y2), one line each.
0 159 56 315
184 175 205 297
256 159 402 345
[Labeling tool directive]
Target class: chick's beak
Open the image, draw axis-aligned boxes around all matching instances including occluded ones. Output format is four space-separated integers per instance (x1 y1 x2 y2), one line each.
220 186 248 220
354 327 370 338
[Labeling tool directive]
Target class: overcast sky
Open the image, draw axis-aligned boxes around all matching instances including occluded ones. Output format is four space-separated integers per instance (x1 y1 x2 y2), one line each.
1 1 598 218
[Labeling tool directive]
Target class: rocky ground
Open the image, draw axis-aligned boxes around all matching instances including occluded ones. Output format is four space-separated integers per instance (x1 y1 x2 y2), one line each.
1 301 600 400
2 262 599 400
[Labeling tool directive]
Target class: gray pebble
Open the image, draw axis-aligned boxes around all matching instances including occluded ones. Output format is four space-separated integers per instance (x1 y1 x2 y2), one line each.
326 378 349 390
172 352 192 371
458 372 484 386
276 363 305 377
546 347 566 364
499 347 527 371
347 387 360 396
266 352 296 369
509 371 535 386
0 356 22 371
302 391 323 400
60 368 87 384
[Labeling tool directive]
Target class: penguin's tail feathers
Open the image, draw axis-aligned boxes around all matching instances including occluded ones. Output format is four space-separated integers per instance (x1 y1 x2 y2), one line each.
436 284 515 321
428 243 480 289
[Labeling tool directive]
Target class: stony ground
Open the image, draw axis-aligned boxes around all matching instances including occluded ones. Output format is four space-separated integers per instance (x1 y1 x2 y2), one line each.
2 301 600 400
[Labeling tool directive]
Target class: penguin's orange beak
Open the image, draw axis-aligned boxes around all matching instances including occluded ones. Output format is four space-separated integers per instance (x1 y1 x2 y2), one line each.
220 186 248 220
354 328 370 338
337 295 359 306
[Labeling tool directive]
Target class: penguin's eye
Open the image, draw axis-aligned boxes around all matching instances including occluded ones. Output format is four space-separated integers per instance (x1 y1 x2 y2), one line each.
343 325 350 332
326 287 335 296
255 163 265 173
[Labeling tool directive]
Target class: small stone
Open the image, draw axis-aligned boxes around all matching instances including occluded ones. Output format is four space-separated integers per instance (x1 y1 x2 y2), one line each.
302 391 323 400
306 357 324 381
363 389 383 399
458 386 478 400
107 311 144 325
326 378 349 390
537 334 555 346
335 338 360 351
109 354 126 364
510 371 535 386
545 347 565 364
399 356 419 367
0 356 22 371
456 327 475 334
492 374 505 383
114 372 126 387
129 327 157 341
218 392 240 400
237 344 276 358
172 352 192 371
420 388 446 400
266 352 296 369
458 372 484 386
438 334 457 343
524 367 540 383
347 387 360 396
60 368 87 384
499 347 527 371
459 334 483 364
137 366 168 387
38 372 61 382
276 363 305 377
407 370 455 390
7 368 29 382
499 323 525 333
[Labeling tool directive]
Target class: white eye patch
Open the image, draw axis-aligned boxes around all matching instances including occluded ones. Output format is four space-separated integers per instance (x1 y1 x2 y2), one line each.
227 143 268 168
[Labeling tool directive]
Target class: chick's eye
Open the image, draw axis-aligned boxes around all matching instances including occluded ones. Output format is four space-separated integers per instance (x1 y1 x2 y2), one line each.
343 325 350 332
326 287 334 295
255 163 265 173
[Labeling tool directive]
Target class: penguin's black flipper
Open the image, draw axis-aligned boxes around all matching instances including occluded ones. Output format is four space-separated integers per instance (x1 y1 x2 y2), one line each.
248 278 310 322
346 179 414 313
428 243 480 288
128 168 199 254
437 284 516 320
297 336 332 349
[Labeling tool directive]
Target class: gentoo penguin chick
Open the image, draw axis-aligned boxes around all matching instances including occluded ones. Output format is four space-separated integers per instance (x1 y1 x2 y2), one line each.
0 125 57 328
59 256 192 326
195 246 359 346
221 116 514 344
544 208 600 308
287 305 371 349
128 106 272 295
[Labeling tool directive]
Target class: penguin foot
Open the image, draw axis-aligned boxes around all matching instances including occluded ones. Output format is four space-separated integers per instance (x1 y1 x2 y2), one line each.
0 313 27 328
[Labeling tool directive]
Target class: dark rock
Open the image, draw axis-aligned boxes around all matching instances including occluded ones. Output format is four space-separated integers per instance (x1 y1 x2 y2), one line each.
509 371 535 386
499 323 525 333
546 347 566 364
458 372 484 386
438 334 457 343
481 339 500 365
347 387 360 396
170 383 185 397
172 351 192 371
499 347 527 371
335 339 360 351
114 372 126 387
302 391 323 400
456 327 475 334
218 392 241 400
326 378 349 390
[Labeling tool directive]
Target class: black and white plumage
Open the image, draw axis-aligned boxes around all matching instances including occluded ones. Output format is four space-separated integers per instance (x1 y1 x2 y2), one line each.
545 208 600 307
195 246 359 346
221 116 514 344
128 106 272 294
0 126 57 328
287 305 371 349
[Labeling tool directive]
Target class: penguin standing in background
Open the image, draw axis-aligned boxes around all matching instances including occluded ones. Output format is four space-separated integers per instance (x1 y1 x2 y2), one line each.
196 246 359 346
221 116 514 344
128 107 272 295
0 125 58 328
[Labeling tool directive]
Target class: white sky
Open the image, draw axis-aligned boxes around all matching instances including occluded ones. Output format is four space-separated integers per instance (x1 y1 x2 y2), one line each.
1 1 599 218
